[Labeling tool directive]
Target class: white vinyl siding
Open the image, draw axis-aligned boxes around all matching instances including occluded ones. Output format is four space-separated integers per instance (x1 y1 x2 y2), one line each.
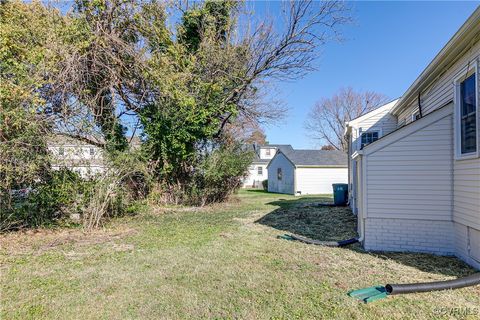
295 167 348 195
243 164 267 188
364 107 454 221
350 112 397 154
260 148 276 160
397 41 480 122
454 158 480 230
267 153 295 195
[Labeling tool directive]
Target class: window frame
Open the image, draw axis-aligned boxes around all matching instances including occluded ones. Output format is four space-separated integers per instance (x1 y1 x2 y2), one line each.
454 62 479 160
89 147 95 156
257 166 263 175
58 147 65 156
266 148 271 156
359 129 381 150
277 168 282 180
411 110 421 122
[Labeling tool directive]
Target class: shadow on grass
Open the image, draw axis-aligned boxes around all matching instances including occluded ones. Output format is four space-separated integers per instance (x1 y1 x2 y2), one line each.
244 189 269 194
257 196 356 242
256 196 478 277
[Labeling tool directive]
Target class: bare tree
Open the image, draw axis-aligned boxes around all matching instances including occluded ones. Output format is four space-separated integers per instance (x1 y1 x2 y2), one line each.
212 0 351 135
305 87 389 151
224 116 267 145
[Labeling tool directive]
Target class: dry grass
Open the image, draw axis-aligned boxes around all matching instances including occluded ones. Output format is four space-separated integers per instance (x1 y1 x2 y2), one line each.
1 190 479 319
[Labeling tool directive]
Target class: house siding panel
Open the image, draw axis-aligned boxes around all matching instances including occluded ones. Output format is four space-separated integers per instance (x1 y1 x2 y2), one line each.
397 41 480 123
267 153 295 195
454 158 480 230
295 167 347 195
366 112 454 221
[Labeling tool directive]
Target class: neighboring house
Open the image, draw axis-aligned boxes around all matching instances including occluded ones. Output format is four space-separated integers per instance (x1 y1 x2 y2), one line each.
345 99 399 213
346 8 480 269
267 149 347 195
47 134 141 178
242 144 294 188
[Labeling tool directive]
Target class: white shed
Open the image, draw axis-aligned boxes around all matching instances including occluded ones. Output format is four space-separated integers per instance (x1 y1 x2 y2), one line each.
267 150 348 195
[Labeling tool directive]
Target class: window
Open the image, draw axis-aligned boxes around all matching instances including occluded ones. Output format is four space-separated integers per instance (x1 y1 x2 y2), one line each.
411 111 421 122
458 73 477 155
58 147 64 156
277 168 282 180
89 147 95 155
266 149 271 156
360 131 379 149
257 166 263 175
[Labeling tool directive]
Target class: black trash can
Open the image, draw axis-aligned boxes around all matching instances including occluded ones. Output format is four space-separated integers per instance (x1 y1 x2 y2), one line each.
332 183 348 206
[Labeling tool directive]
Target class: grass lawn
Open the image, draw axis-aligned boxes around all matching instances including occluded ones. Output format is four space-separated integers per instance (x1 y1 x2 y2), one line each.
1 190 479 319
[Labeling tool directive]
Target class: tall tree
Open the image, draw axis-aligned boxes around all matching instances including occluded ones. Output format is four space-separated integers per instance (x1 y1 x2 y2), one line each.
140 0 351 180
305 87 389 151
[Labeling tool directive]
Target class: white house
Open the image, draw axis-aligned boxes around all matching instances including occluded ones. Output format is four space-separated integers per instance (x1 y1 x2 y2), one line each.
242 144 293 188
345 99 399 213
346 8 480 269
267 149 348 195
48 135 106 178
47 134 141 178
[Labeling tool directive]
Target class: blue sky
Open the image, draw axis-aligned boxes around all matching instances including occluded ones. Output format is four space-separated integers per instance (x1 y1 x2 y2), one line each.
259 1 479 149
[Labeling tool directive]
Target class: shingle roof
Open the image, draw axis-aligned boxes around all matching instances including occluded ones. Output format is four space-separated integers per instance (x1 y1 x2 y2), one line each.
263 144 294 153
282 149 347 167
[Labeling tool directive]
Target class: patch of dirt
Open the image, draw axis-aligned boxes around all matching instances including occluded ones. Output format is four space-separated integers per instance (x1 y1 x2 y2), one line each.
255 202 357 241
0 226 137 256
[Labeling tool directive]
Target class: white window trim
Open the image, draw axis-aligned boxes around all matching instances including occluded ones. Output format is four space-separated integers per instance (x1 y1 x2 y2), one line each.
257 166 263 175
454 61 479 160
411 109 420 122
358 128 382 150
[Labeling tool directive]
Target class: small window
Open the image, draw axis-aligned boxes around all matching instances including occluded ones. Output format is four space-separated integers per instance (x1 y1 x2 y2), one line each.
360 131 379 149
89 147 95 155
411 111 421 122
266 149 271 156
257 166 263 175
459 73 477 155
58 147 64 156
277 168 282 180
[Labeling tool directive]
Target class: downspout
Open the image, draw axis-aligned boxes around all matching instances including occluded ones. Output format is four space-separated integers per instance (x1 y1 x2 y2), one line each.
417 92 423 118
351 150 364 242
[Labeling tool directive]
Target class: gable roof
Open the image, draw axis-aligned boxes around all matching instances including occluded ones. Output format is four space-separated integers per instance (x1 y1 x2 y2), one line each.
262 144 294 151
246 144 294 163
269 149 347 168
391 6 480 115
346 99 400 127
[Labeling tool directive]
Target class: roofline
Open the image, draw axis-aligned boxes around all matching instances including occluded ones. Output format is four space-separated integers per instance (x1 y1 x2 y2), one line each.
296 165 347 168
266 150 296 169
346 98 400 125
344 98 400 137
391 6 480 115
266 150 347 169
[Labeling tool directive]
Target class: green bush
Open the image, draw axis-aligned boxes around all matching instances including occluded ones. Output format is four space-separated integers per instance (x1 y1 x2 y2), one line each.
1 169 94 230
262 179 268 191
150 144 253 206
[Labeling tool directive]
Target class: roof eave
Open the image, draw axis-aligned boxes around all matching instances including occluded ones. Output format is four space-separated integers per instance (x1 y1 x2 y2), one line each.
391 7 480 116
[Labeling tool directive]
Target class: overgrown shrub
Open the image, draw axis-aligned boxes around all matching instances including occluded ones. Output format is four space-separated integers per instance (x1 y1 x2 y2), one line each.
82 151 153 230
1 169 94 231
262 179 268 191
149 144 252 206
1 150 152 231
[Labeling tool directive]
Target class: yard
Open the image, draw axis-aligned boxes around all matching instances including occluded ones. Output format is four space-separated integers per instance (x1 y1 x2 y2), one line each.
1 190 479 319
